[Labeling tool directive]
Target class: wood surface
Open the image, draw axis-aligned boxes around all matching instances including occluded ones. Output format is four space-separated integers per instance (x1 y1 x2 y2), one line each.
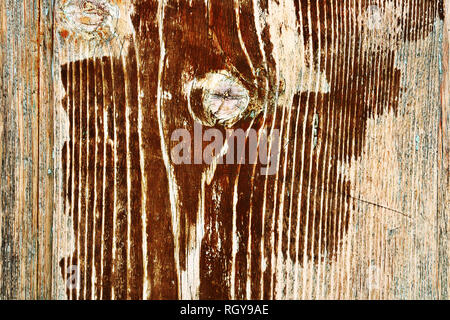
0 0 448 300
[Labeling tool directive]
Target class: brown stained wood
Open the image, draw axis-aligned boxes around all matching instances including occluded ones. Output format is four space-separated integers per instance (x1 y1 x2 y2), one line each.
0 0 449 300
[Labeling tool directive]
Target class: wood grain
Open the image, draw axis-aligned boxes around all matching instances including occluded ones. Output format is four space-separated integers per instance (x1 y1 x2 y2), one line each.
1 0 448 300
0 0 55 299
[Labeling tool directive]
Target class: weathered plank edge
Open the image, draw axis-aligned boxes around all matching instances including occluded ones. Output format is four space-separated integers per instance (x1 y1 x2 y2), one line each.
437 0 449 300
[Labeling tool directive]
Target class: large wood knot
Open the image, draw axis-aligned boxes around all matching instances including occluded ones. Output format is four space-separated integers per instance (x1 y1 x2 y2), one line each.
187 72 250 128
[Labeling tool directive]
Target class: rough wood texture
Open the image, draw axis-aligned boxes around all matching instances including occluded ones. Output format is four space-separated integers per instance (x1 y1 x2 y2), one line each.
0 0 55 299
1 0 448 300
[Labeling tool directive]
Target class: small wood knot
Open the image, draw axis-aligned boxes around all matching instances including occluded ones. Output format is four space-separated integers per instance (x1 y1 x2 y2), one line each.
59 0 119 39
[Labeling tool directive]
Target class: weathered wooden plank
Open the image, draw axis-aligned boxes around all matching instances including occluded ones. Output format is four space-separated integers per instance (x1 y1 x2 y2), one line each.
0 0 448 300
0 0 55 299
38 0 56 299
